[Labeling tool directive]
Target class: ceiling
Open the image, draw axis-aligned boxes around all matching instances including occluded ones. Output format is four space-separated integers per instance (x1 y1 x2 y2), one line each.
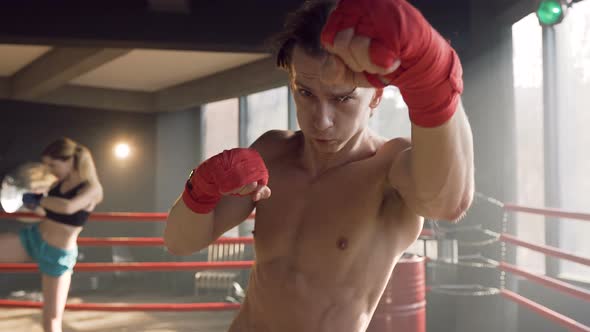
0 43 274 112
70 50 267 92
2 45 268 93
0 45 52 76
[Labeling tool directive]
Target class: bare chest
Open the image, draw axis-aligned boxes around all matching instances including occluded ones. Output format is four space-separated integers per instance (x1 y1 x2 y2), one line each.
252 160 402 280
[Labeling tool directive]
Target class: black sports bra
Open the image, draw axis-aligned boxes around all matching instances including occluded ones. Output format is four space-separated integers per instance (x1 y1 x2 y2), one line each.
45 181 91 227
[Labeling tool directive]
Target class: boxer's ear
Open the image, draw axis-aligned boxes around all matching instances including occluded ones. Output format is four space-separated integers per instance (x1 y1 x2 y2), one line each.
369 88 383 108
369 88 383 117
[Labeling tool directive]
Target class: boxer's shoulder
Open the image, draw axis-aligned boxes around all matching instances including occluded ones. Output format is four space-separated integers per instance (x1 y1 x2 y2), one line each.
251 129 301 161
358 136 412 185
366 136 411 169
377 137 411 159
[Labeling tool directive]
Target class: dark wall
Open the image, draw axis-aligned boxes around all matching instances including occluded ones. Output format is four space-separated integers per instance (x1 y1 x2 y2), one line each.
414 0 471 57
155 107 202 213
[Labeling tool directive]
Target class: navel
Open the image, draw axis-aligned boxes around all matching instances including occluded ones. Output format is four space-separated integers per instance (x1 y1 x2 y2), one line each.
337 237 349 250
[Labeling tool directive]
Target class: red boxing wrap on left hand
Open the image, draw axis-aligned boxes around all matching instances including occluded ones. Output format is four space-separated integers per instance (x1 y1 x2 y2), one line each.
321 0 463 127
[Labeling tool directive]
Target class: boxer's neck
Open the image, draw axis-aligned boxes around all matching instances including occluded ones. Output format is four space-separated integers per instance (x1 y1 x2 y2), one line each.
301 128 377 176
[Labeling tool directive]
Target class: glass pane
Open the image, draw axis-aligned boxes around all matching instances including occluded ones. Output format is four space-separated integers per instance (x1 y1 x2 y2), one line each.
203 98 239 159
369 86 411 139
556 1 590 281
245 86 289 146
512 13 546 274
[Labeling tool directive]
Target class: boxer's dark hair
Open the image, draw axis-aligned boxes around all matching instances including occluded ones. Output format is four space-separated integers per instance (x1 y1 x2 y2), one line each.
272 0 337 72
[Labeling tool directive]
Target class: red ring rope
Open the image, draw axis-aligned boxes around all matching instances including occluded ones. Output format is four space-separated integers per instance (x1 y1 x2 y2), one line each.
75 232 436 247
0 261 254 273
0 212 169 221
0 212 256 221
500 233 590 267
504 204 590 222
0 299 240 312
501 289 590 332
77 237 255 246
498 262 590 302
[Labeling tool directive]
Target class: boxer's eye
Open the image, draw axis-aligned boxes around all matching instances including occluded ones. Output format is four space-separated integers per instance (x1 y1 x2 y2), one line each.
335 95 353 103
298 88 313 98
334 87 356 104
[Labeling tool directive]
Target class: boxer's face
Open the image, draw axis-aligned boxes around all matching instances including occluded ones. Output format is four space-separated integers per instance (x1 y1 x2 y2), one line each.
42 156 73 180
290 46 381 154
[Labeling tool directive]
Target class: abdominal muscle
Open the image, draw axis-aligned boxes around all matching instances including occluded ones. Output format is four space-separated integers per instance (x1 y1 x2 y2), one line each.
39 219 82 250
229 256 398 332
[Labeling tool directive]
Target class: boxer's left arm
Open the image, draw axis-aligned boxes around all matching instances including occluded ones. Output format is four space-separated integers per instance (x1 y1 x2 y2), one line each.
388 102 474 222
320 0 474 221
22 193 47 216
32 206 47 216
40 183 103 214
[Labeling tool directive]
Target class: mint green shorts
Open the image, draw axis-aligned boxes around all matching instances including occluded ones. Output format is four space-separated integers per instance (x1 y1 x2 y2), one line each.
19 224 78 277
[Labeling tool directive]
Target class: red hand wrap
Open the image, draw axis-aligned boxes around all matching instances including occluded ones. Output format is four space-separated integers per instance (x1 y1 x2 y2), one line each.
182 148 269 214
321 0 463 127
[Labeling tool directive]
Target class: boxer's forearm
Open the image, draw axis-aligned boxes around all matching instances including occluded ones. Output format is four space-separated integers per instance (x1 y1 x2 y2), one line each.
33 206 46 217
40 197 71 214
164 194 254 255
409 101 474 220
164 195 215 256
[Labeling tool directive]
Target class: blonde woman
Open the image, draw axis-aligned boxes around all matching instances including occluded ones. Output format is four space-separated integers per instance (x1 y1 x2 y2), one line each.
0 137 103 332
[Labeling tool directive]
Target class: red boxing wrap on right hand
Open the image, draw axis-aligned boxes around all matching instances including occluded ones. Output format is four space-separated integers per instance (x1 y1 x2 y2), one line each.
182 148 269 214
321 0 464 128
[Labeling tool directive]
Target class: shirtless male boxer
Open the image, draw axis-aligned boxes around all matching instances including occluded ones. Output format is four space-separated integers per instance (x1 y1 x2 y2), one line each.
164 0 474 331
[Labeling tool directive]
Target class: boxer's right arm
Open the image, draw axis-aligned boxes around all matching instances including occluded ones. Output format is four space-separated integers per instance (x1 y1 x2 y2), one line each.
164 193 255 255
164 147 270 256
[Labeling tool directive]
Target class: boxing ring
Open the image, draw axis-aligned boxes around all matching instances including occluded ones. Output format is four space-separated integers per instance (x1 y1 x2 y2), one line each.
422 194 590 332
0 200 588 332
